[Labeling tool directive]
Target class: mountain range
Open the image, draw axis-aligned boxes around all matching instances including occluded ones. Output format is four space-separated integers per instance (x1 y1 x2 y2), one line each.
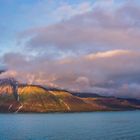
0 78 140 113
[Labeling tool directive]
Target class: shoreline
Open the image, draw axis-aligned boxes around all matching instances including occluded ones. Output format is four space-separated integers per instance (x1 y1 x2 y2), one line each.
0 109 139 114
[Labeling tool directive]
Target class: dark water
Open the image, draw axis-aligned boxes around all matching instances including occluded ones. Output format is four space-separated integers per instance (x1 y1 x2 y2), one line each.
0 111 140 140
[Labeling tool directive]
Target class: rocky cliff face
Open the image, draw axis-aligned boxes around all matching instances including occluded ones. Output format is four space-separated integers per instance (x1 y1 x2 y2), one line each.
0 79 140 113
0 78 19 112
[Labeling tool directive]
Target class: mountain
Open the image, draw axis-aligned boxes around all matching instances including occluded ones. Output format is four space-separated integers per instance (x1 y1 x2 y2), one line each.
0 79 140 113
71 92 106 98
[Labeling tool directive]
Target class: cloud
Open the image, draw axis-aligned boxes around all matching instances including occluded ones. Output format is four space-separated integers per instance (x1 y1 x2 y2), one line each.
1 0 140 98
18 0 140 54
1 49 140 98
86 49 131 59
51 2 94 21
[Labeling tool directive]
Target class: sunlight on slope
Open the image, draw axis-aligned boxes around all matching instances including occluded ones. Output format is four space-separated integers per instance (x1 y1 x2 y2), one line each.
18 86 47 94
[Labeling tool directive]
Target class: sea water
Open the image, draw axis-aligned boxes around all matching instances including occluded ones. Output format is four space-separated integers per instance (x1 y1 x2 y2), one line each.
0 111 140 140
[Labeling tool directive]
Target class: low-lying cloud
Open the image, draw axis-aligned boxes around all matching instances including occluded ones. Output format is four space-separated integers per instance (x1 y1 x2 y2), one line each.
1 49 140 98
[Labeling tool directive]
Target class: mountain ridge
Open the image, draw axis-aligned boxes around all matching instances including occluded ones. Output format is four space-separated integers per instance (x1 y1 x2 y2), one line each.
0 78 140 113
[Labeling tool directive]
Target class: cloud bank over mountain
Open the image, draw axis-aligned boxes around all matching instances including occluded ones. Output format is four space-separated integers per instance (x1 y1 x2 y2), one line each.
0 0 140 98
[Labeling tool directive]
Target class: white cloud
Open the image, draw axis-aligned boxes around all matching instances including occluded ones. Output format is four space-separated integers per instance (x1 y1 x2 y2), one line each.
18 0 140 54
52 2 94 21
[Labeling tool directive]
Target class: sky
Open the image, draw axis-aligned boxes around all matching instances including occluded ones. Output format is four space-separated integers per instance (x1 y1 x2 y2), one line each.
0 0 140 98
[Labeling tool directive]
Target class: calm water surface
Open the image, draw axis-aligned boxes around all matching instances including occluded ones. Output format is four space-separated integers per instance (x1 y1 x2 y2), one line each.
0 111 140 140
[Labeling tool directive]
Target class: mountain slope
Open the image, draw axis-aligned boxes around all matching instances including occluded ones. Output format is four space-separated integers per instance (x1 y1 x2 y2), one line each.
17 85 94 112
0 84 140 113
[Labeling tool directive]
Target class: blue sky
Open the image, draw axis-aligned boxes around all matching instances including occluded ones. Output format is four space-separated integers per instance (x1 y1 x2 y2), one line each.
0 0 140 98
